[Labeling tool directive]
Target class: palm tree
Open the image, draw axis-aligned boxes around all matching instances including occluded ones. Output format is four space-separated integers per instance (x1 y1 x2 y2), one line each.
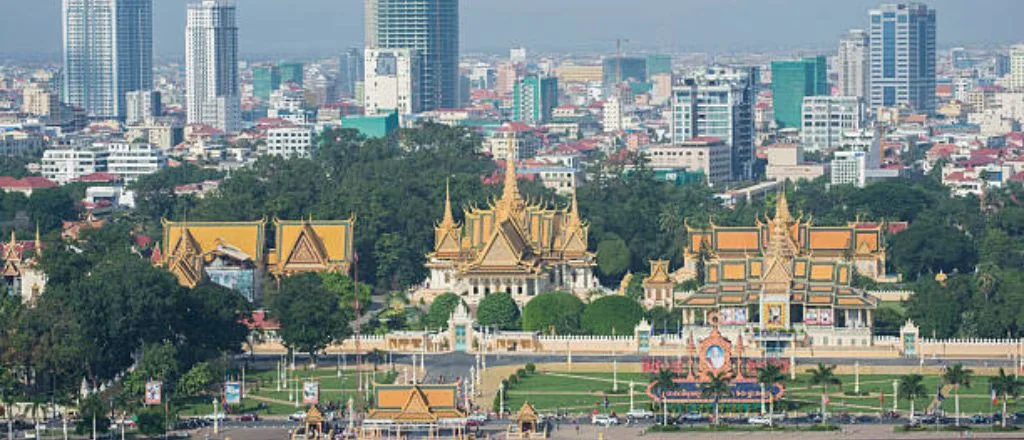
898 374 927 421
990 368 1022 428
652 368 676 425
700 372 732 425
806 363 841 423
756 363 786 425
942 364 973 426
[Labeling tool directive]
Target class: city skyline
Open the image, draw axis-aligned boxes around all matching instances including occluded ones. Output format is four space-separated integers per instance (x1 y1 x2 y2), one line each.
3 0 1024 58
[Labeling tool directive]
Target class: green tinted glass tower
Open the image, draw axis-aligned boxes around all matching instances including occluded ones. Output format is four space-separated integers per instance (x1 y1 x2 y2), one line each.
278 62 304 86
771 56 828 129
513 74 558 125
646 54 672 76
253 66 280 101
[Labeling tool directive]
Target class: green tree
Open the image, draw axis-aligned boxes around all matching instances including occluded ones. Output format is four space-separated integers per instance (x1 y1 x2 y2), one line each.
756 363 786 422
898 374 926 421
942 364 972 426
475 292 520 330
646 306 682 335
580 295 644 336
700 371 732 425
26 187 77 233
177 362 215 399
806 363 841 422
135 408 166 437
889 220 978 280
989 368 1021 428
521 292 585 335
596 234 630 282
273 273 353 360
423 293 463 330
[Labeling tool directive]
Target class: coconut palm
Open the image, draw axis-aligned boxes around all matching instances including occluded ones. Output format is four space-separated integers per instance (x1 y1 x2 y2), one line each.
806 363 841 422
700 371 732 425
653 368 677 391
898 374 927 421
756 363 786 425
942 364 973 426
989 368 1022 428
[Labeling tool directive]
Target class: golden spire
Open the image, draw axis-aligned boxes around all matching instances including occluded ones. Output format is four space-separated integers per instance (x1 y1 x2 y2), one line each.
440 179 456 228
567 186 582 227
8 230 16 247
774 187 791 223
496 155 525 220
34 223 41 256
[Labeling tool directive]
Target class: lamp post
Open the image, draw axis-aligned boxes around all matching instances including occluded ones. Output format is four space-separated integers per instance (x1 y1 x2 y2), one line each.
760 383 766 414
628 381 635 412
612 352 619 393
212 398 219 435
892 379 899 412
499 382 505 419
855 361 860 394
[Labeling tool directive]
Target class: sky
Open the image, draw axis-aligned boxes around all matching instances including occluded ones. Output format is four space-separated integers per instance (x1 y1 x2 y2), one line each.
1 0 1022 58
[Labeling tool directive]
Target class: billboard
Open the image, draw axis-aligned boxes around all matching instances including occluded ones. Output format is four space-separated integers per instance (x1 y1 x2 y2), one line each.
144 381 162 405
303 381 319 405
225 382 242 404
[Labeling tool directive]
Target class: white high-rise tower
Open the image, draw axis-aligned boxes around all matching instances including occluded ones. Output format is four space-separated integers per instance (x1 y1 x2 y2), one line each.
837 29 869 100
186 0 240 133
62 0 152 119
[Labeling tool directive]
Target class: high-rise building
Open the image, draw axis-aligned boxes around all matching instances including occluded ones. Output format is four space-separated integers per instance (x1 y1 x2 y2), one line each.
603 96 623 133
495 62 519 96
278 62 304 86
837 29 869 99
125 90 161 125
338 48 364 98
509 47 527 64
253 66 280 101
646 54 672 76
868 2 936 114
671 67 758 180
186 0 240 133
62 0 153 119
800 96 864 152
513 75 557 125
1009 45 1024 92
602 56 646 92
364 0 459 111
363 48 422 116
771 56 828 129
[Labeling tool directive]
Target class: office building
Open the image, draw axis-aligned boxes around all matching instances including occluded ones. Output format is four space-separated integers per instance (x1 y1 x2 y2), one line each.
641 138 732 185
62 0 153 119
105 142 166 181
671 67 758 180
22 84 60 117
1010 45 1024 92
771 56 828 129
513 74 558 125
363 48 422 116
800 96 864 151
646 54 672 76
125 90 161 125
868 2 937 113
510 47 527 64
602 56 646 91
338 48 364 98
278 62 304 86
253 66 280 101
365 0 459 110
186 0 241 133
262 125 316 158
837 29 869 99
603 96 623 133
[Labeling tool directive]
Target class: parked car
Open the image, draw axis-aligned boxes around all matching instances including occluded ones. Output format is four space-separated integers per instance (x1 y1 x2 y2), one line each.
467 413 488 423
238 414 260 422
970 414 993 424
681 412 705 423
203 413 226 422
590 414 618 426
626 409 654 420
288 411 306 422
747 415 772 426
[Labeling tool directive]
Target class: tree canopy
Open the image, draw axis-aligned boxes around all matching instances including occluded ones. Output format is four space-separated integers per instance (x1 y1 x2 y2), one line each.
580 295 645 336
521 292 585 335
475 292 521 331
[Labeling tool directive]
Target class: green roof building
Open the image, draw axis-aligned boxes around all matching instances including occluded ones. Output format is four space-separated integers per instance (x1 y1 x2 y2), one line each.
341 111 398 138
771 56 828 129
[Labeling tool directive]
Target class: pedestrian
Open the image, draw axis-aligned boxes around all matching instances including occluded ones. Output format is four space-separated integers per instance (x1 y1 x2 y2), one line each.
575 422 580 436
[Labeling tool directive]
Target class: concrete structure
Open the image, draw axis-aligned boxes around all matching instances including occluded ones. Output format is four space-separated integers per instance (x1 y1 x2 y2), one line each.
0 131 44 157
800 96 865 151
21 84 59 117
513 75 558 125
126 118 184 149
602 97 622 133
363 48 422 116
1010 45 1024 92
868 2 936 114
484 123 540 161
837 29 869 100
41 144 109 184
771 56 828 129
765 143 825 182
105 142 166 181
671 67 758 180
124 90 161 125
341 112 398 138
641 137 732 184
186 0 240 133
62 0 153 119
365 0 459 110
252 65 280 101
262 125 316 158
602 56 646 92
554 63 602 84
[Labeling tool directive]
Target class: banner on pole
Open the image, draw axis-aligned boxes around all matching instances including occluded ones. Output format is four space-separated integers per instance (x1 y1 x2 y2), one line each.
303 381 319 405
144 381 162 405
225 382 242 404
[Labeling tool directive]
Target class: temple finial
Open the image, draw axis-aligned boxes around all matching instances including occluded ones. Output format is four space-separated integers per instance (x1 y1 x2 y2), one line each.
441 178 456 227
501 154 520 203
774 187 791 223
35 223 41 256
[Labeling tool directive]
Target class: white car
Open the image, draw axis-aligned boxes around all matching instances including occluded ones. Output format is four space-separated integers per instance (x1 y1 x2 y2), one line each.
467 413 488 423
747 415 772 426
204 413 226 422
591 414 619 426
288 411 306 422
626 409 654 420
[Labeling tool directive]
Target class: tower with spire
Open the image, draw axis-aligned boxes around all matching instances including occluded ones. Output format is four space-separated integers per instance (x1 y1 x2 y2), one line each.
418 159 596 308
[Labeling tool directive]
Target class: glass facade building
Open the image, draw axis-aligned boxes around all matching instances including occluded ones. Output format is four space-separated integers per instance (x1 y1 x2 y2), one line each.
513 75 558 125
770 56 828 129
868 2 936 113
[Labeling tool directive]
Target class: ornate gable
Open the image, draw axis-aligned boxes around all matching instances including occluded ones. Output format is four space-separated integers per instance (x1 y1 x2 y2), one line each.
284 224 329 268
1 260 20 277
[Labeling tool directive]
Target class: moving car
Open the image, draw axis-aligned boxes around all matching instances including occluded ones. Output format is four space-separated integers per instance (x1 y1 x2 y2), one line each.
590 414 618 426
288 411 306 422
747 415 772 426
681 412 706 423
203 413 225 422
626 409 654 420
238 413 260 422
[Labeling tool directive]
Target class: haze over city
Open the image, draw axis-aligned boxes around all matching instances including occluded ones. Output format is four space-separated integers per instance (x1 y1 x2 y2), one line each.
2 0 1024 56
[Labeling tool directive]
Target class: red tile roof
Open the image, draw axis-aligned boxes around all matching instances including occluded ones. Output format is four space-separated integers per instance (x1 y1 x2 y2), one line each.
72 172 121 183
0 176 58 190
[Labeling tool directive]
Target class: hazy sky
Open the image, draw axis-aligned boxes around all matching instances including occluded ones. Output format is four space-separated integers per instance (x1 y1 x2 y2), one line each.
2 0 1022 57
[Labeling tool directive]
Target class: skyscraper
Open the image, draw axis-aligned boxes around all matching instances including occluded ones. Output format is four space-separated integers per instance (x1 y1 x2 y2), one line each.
837 29 869 99
253 66 280 101
1009 45 1024 92
186 0 240 133
363 48 422 116
513 74 558 125
671 67 758 180
868 2 936 114
771 56 828 129
364 0 459 111
338 48 364 98
602 56 647 94
62 0 152 119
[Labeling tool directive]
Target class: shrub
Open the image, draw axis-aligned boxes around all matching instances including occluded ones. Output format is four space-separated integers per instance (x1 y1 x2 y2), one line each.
525 363 536 374
516 368 527 378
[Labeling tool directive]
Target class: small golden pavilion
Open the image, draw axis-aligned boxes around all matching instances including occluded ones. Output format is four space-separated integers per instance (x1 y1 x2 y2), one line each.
416 159 597 307
652 191 882 349
155 216 354 301
508 401 547 439
1 230 45 304
361 384 468 438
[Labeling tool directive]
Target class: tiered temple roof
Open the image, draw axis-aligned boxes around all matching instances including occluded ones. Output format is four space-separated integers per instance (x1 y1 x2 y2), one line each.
367 384 465 423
